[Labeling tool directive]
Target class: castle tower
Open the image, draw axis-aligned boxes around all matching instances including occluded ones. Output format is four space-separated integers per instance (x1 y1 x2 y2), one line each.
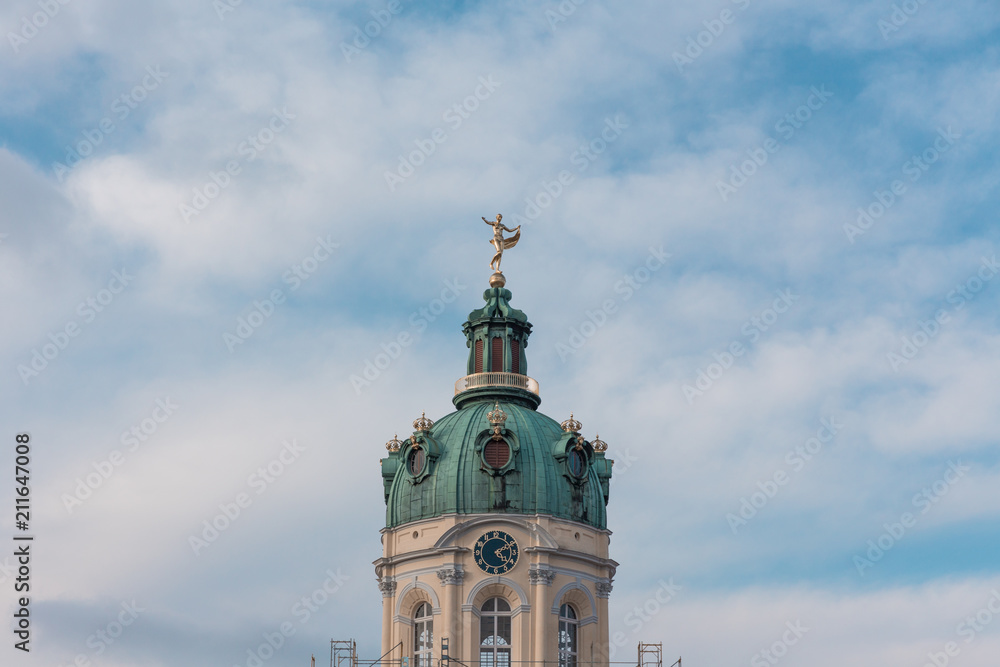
376 232 616 667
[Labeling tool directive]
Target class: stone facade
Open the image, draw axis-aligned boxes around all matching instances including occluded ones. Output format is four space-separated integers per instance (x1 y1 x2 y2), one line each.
374 513 617 666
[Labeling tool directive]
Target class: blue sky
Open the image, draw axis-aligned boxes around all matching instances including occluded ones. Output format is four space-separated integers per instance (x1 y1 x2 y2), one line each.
2 0 1000 665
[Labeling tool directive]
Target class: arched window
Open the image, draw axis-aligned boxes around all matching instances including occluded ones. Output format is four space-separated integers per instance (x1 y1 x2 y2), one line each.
480 597 511 667
558 604 578 667
408 447 425 475
414 602 433 667
490 337 503 372
568 449 585 477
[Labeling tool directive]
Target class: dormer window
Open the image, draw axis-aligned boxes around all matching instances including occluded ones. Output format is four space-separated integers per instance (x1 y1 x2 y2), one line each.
568 449 586 478
408 447 426 476
484 439 510 469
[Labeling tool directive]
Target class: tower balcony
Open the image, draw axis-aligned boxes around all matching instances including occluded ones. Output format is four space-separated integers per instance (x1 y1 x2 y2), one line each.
454 372 539 397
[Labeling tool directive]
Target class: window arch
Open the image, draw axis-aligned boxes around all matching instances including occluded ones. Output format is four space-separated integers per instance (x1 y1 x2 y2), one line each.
479 597 511 667
558 604 578 667
414 602 433 667
408 447 425 476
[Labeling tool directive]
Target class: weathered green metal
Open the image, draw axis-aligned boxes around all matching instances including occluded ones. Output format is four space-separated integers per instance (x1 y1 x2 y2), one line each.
381 286 613 529
462 287 532 377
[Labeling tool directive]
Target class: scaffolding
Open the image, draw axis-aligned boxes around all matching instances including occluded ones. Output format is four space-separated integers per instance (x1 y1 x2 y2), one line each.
331 640 358 667
638 643 665 667
326 639 678 667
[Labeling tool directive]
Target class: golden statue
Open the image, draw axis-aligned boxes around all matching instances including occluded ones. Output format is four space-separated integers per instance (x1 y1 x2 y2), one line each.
483 214 521 273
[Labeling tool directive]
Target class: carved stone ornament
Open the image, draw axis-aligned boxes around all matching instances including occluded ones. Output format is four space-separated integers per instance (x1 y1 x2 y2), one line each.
378 576 397 597
528 568 556 585
596 578 613 598
436 567 465 586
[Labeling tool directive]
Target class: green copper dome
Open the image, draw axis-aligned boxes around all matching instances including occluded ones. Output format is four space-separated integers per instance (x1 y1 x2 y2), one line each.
380 285 613 529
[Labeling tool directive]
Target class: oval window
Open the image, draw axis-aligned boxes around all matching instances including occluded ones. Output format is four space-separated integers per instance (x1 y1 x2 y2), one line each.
484 439 510 469
568 449 585 477
408 447 426 475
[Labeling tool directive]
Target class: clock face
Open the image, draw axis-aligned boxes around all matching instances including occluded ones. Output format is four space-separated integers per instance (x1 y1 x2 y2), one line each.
473 530 519 575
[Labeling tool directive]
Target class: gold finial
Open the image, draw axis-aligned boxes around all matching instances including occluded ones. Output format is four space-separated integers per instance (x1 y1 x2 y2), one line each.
560 412 582 433
488 401 508 427
413 411 434 432
385 434 403 452
482 213 521 277
488 401 508 440
592 433 607 452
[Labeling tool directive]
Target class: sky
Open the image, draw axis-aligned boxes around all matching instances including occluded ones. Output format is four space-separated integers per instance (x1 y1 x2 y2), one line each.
2 0 1000 665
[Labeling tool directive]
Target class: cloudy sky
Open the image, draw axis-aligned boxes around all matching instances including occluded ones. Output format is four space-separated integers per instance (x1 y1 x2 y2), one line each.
2 0 1000 665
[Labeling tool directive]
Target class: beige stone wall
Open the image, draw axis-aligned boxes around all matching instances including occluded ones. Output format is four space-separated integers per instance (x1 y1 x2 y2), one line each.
374 514 617 667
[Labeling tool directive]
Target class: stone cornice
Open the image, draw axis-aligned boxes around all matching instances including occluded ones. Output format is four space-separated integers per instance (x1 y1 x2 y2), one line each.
373 546 469 569
381 513 614 537
522 545 619 573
